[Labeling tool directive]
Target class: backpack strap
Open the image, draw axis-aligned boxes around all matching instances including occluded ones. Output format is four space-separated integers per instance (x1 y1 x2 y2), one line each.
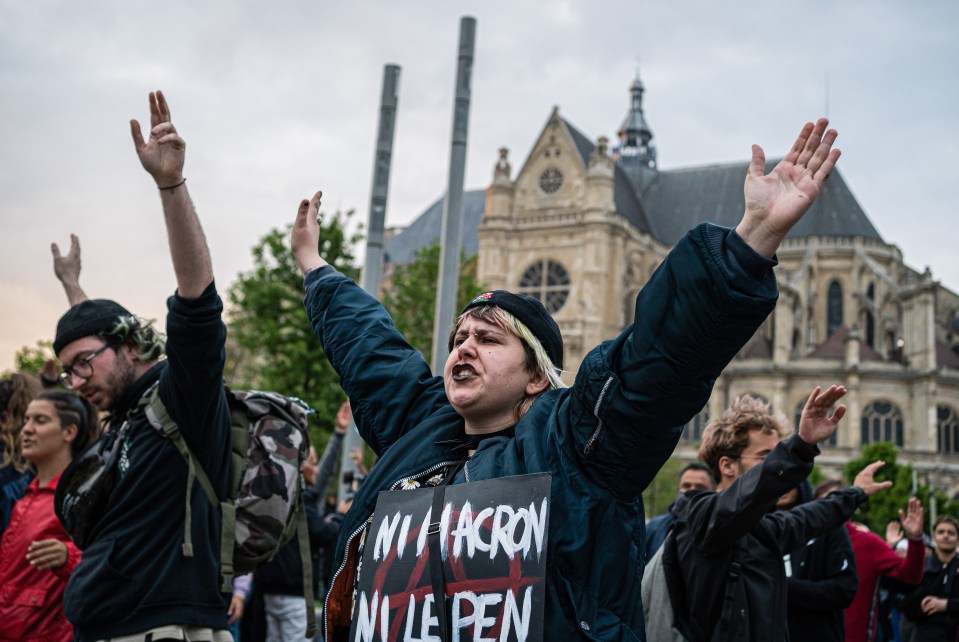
295 486 317 639
661 530 694 639
712 554 745 640
145 387 236 592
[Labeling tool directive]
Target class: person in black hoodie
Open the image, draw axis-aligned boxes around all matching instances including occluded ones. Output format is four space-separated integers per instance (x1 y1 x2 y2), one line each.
899 515 959 641
51 91 233 641
667 386 891 641
778 480 858 641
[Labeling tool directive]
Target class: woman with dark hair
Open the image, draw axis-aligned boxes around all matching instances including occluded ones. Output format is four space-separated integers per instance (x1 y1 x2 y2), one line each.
0 390 98 642
0 373 40 535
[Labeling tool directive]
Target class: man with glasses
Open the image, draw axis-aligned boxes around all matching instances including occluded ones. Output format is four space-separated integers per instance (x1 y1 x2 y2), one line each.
50 91 233 642
650 387 893 641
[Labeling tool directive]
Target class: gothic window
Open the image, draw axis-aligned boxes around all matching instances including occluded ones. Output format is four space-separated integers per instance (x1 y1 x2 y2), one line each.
938 405 959 454
681 407 710 444
796 401 837 446
827 280 843 337
865 312 875 348
861 400 904 447
864 284 876 347
518 259 570 313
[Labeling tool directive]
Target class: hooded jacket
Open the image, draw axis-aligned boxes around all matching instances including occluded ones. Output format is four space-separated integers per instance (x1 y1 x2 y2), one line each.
783 481 858 642
62 283 232 641
670 436 868 641
306 223 779 641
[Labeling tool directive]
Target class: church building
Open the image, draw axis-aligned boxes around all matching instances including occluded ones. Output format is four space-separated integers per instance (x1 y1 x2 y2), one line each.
384 75 959 494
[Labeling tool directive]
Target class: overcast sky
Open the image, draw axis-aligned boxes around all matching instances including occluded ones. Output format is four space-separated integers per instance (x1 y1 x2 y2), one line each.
1 0 957 372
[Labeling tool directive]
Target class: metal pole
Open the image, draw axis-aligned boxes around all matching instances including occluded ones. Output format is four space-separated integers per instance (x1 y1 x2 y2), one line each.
339 64 401 504
431 16 476 372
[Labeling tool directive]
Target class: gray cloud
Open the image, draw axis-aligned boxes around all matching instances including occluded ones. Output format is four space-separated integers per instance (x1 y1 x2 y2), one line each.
1 0 956 370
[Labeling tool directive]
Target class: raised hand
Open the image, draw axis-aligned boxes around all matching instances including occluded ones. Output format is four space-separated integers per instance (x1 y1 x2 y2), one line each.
291 190 326 275
51 233 89 305
899 496 924 539
736 118 840 257
852 461 894 497
885 520 904 547
797 385 847 445
130 91 185 188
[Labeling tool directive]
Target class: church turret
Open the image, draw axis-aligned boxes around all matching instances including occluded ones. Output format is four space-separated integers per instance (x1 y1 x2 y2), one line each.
615 72 658 190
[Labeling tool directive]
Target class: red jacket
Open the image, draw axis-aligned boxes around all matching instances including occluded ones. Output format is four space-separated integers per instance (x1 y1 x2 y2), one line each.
0 473 80 642
843 521 924 642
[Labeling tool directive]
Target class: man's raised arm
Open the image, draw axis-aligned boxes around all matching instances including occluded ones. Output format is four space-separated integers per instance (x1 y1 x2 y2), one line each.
735 118 840 257
51 233 89 306
130 90 213 298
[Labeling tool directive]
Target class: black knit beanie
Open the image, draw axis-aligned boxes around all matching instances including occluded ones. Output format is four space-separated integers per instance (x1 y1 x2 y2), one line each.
53 299 133 355
459 290 564 370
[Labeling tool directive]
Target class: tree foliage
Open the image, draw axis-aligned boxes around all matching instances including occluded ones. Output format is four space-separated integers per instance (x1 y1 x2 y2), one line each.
6 340 55 378
381 243 486 361
845 442 959 534
226 210 361 446
642 456 685 518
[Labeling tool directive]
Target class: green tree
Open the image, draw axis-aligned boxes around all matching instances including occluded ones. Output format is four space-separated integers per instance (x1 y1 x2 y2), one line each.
845 442 959 533
382 243 487 360
642 457 684 518
5 340 55 377
226 210 361 447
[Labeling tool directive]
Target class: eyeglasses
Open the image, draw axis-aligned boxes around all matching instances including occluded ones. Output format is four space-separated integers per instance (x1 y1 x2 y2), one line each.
58 344 112 388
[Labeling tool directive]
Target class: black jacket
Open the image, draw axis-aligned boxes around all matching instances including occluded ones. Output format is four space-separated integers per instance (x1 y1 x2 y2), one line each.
785 481 858 642
672 435 868 641
900 554 959 640
63 284 232 641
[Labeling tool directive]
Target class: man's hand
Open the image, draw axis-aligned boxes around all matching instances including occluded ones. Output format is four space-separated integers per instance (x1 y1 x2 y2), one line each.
26 539 68 570
797 385 846 445
899 496 924 540
885 520 904 548
227 593 245 625
334 400 351 435
51 234 89 305
853 461 894 497
130 90 185 188
291 191 327 275
735 118 840 257
921 596 948 616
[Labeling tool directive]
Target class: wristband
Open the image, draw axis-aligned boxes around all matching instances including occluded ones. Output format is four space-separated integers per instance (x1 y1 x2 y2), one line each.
158 178 186 191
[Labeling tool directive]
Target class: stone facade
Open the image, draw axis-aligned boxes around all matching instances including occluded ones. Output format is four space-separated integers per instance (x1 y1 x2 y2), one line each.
385 76 959 496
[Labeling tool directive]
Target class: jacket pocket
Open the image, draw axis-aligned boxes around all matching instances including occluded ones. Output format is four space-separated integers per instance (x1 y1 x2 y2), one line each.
64 538 135 624
0 585 46 638
549 567 643 642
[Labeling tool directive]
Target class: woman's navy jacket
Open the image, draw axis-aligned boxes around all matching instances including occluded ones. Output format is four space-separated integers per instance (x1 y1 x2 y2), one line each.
304 223 778 641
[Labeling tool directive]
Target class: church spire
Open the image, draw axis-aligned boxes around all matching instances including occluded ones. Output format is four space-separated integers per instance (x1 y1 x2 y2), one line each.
616 71 656 170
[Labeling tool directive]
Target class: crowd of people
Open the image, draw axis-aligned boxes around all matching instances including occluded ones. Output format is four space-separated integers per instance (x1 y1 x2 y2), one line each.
0 89 956 642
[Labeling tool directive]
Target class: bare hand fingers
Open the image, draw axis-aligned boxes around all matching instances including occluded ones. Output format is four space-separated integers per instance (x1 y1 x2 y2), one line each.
149 91 161 128
783 122 814 164
69 233 80 258
830 404 846 423
812 148 841 187
748 144 766 179
310 190 323 216
156 90 171 122
130 119 146 150
796 118 829 168
861 460 886 480
51 242 62 259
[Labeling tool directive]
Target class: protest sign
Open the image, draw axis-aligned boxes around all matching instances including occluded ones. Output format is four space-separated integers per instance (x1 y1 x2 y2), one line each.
349 473 551 642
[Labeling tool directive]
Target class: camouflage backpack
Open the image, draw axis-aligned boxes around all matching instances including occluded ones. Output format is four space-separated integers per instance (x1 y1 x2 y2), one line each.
145 387 316 637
